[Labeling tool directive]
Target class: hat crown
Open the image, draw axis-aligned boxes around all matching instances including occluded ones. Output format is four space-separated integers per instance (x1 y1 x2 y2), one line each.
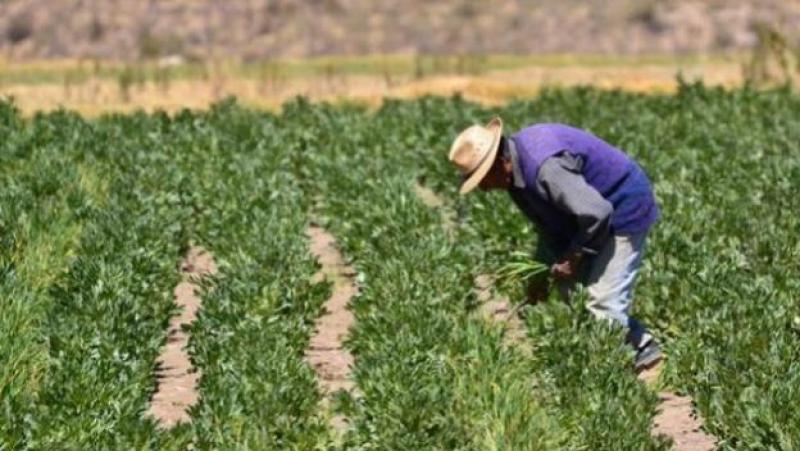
449 124 497 175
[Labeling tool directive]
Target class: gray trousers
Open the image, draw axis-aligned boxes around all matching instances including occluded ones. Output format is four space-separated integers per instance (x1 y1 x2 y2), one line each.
534 232 653 349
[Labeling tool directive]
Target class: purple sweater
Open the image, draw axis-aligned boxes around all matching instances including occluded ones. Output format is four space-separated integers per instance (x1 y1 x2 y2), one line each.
508 124 659 252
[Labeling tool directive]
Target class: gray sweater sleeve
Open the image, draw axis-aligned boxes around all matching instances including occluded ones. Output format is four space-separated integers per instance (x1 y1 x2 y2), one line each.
535 153 613 255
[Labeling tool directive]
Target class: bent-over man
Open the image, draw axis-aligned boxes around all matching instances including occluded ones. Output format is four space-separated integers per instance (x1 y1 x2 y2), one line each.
448 118 661 371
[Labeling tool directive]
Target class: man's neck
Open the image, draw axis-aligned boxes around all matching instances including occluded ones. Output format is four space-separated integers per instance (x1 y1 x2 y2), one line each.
505 137 525 189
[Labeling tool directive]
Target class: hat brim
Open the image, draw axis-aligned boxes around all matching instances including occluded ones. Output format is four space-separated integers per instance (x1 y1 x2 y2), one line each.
458 117 503 195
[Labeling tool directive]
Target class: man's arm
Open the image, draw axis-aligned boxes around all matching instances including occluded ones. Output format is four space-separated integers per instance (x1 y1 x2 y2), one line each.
535 152 613 257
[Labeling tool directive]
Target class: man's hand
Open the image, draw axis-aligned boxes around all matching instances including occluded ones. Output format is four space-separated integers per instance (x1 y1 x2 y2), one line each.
550 251 583 280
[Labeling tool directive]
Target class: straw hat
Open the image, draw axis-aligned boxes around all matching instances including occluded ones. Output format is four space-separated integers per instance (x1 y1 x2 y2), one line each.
448 117 503 194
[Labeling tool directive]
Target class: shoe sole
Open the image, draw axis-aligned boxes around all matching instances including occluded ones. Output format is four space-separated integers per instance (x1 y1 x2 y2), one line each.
635 352 663 373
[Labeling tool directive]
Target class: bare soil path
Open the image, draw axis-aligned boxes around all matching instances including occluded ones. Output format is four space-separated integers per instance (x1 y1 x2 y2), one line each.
639 366 716 450
304 225 357 431
147 246 216 428
412 182 456 234
475 274 532 355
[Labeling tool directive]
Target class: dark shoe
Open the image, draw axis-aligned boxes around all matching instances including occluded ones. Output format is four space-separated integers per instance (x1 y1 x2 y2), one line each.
635 341 663 372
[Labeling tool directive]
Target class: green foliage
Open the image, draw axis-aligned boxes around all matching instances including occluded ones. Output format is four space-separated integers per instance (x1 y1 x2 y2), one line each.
1 101 332 448
495 251 549 298
1 83 799 448
524 295 669 450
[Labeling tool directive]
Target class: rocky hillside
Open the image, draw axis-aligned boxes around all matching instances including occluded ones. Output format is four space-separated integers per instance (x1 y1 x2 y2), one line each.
1 0 798 60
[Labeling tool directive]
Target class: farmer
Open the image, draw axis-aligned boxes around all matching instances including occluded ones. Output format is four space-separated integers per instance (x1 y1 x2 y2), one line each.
448 118 662 371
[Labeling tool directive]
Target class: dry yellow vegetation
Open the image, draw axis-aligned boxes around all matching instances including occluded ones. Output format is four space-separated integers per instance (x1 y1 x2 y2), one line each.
0 55 744 116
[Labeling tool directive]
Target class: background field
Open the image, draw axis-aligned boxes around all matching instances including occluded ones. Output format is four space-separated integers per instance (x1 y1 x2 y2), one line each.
3 0 800 115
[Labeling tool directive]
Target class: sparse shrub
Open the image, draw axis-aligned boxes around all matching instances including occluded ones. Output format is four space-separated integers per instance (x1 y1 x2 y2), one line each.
117 66 135 102
6 13 33 44
138 31 184 60
628 1 665 33
257 59 283 94
154 67 171 94
743 23 799 88
88 15 104 42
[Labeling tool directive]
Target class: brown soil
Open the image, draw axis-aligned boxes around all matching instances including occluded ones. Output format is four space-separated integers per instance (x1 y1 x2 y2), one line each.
412 182 456 234
412 182 445 208
653 392 716 450
640 365 716 450
475 274 532 355
147 246 217 428
304 225 357 431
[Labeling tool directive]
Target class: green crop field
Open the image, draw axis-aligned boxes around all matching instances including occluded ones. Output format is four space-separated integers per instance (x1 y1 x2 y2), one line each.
1 83 798 449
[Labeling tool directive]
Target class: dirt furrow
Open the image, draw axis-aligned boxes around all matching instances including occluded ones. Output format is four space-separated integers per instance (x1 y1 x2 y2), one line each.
304 225 357 431
475 274 532 355
147 246 216 428
639 367 716 450
412 182 456 234
652 392 716 450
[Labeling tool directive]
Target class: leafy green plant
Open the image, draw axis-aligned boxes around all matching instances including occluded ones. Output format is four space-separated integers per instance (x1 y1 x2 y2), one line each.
496 251 549 284
2 82 799 449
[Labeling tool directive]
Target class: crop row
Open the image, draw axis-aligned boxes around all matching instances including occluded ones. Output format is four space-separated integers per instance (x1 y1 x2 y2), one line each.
0 106 190 447
1 102 336 447
157 103 334 448
1 106 103 446
279 87 800 448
